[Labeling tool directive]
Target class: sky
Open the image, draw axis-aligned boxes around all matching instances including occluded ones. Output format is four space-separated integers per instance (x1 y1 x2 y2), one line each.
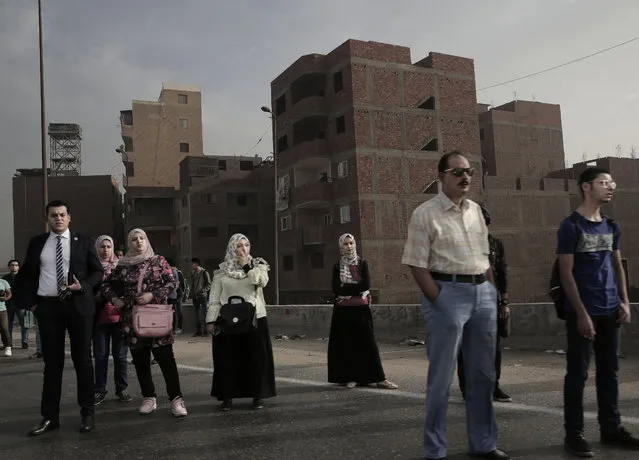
0 0 638 263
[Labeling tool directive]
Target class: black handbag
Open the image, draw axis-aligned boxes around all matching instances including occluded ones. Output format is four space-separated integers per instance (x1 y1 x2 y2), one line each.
217 296 257 335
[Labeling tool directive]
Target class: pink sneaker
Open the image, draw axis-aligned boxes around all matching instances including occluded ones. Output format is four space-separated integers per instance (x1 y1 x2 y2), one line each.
170 396 187 418
139 397 157 415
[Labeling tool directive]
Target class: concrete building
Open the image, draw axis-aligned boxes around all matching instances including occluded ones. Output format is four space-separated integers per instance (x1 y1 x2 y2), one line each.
478 100 565 177
270 39 482 304
119 82 203 188
177 159 276 302
12 170 124 260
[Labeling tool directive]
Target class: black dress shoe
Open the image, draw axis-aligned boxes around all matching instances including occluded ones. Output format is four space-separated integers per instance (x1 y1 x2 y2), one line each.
469 449 510 459
79 415 95 433
28 419 60 437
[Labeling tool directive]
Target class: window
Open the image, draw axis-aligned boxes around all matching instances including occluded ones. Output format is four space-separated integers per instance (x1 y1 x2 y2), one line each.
479 128 485 141
178 94 188 104
323 213 332 226
283 255 294 271
181 195 187 207
276 95 286 115
204 193 216 204
218 160 227 170
124 161 134 177
280 215 292 231
333 70 344 93
240 160 254 171
198 226 218 238
337 160 349 178
179 118 189 128
340 205 351 223
336 116 346 134
123 136 134 152
277 135 289 152
179 142 190 153
236 195 248 206
311 252 324 269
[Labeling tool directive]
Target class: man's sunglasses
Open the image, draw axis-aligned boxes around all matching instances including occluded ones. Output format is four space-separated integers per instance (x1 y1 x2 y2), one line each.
444 167 475 177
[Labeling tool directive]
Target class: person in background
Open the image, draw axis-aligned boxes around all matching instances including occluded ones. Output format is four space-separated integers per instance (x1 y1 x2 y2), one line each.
0 276 13 356
457 205 512 403
327 233 397 390
93 235 131 405
116 249 124 259
206 233 276 411
166 259 183 334
190 257 211 337
5 260 30 350
101 228 187 418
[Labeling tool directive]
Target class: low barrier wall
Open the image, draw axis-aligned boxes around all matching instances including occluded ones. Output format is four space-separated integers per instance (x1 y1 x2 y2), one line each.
181 303 639 352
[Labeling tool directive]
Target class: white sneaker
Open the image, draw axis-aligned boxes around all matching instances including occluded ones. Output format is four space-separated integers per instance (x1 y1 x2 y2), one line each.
170 396 187 418
3 347 12 357
138 397 157 415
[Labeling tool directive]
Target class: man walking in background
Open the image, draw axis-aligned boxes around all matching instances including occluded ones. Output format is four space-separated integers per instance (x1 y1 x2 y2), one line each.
5 259 30 350
190 257 211 337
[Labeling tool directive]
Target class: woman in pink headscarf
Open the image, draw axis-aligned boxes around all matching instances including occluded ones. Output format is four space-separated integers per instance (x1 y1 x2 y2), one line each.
93 235 131 406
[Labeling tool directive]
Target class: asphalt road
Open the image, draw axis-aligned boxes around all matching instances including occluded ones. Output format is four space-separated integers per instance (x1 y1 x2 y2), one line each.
1 334 639 459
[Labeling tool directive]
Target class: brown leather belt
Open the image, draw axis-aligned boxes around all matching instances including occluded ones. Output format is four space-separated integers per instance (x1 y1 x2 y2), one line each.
431 272 487 284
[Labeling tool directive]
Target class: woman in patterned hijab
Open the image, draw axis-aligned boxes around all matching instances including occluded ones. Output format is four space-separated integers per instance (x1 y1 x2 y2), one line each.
327 233 397 390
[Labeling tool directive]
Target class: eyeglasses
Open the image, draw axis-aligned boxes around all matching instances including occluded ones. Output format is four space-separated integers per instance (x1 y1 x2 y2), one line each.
445 167 475 177
593 180 617 190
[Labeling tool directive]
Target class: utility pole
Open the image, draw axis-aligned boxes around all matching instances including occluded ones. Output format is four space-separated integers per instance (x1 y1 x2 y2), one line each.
38 0 48 228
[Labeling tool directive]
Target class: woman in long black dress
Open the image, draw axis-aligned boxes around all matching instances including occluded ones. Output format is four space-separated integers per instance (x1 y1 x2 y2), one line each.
327 233 398 389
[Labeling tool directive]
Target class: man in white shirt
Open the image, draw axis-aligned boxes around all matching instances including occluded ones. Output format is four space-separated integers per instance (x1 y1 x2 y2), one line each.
16 200 103 436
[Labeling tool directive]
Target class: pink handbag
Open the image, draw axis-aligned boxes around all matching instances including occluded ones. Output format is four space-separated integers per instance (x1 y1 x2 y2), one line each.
131 263 173 338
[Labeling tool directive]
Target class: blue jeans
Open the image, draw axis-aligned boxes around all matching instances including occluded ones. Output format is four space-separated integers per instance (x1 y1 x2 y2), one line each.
8 308 29 345
421 280 498 459
93 323 128 394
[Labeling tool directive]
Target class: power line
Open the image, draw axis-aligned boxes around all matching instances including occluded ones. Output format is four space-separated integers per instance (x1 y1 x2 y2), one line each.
477 35 639 92
244 124 272 157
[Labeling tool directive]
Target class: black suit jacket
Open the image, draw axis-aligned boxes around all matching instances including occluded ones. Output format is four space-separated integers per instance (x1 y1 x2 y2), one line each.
15 231 104 316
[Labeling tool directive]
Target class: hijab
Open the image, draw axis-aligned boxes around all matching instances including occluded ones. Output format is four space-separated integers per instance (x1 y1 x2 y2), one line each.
338 233 360 284
95 235 118 275
217 233 269 279
117 228 155 267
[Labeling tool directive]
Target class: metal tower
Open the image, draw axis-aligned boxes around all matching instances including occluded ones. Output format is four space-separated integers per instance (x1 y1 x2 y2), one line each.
48 123 82 176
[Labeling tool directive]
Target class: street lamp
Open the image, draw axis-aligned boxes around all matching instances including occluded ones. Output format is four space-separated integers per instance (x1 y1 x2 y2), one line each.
261 105 280 305
38 0 48 230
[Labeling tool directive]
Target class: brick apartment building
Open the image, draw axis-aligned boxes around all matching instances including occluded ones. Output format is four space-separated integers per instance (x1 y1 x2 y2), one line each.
478 100 565 177
12 170 124 259
120 82 204 188
270 39 483 304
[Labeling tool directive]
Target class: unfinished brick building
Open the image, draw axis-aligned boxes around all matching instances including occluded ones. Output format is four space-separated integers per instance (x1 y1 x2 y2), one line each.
270 39 482 304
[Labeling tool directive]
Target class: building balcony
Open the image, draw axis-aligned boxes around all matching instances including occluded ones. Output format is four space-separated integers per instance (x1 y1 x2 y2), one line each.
302 225 327 246
279 96 327 127
293 182 332 209
278 138 329 169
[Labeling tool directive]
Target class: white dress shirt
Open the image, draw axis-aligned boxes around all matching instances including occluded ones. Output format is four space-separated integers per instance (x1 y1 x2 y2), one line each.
38 229 71 297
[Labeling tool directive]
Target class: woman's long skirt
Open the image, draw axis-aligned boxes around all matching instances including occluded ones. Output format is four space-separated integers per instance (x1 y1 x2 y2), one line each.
211 317 276 400
327 304 386 384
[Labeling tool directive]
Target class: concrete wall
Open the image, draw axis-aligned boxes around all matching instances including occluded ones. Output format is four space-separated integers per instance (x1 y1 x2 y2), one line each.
180 302 639 352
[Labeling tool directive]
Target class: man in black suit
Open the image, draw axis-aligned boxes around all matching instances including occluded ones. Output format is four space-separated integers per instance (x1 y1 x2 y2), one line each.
16 200 103 436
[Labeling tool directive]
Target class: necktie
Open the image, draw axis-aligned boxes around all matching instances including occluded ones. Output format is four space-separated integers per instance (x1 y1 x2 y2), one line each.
56 235 68 300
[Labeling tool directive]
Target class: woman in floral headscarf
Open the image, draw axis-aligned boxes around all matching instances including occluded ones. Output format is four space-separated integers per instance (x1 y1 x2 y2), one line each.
205 233 276 411
92 235 131 406
327 233 398 390
101 228 188 418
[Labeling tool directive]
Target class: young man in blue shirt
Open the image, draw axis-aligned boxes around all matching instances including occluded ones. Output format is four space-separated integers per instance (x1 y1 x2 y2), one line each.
557 167 638 457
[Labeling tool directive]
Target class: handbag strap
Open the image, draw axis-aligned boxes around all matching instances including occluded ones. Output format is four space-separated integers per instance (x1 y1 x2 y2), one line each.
137 262 150 295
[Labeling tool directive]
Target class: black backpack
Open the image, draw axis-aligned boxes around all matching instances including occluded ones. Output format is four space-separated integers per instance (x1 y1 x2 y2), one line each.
548 214 618 320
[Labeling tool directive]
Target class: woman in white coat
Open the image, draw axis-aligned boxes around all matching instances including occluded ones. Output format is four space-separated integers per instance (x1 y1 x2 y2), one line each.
206 233 276 411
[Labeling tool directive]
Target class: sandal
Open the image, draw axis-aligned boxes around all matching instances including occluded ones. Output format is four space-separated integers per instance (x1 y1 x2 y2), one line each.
377 380 398 390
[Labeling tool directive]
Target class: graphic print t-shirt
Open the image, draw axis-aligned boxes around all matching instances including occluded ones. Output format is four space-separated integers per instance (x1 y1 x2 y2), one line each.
556 212 621 316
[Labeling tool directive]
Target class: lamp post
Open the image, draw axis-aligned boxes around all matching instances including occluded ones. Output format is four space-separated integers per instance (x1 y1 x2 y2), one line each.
261 105 279 305
38 0 48 229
